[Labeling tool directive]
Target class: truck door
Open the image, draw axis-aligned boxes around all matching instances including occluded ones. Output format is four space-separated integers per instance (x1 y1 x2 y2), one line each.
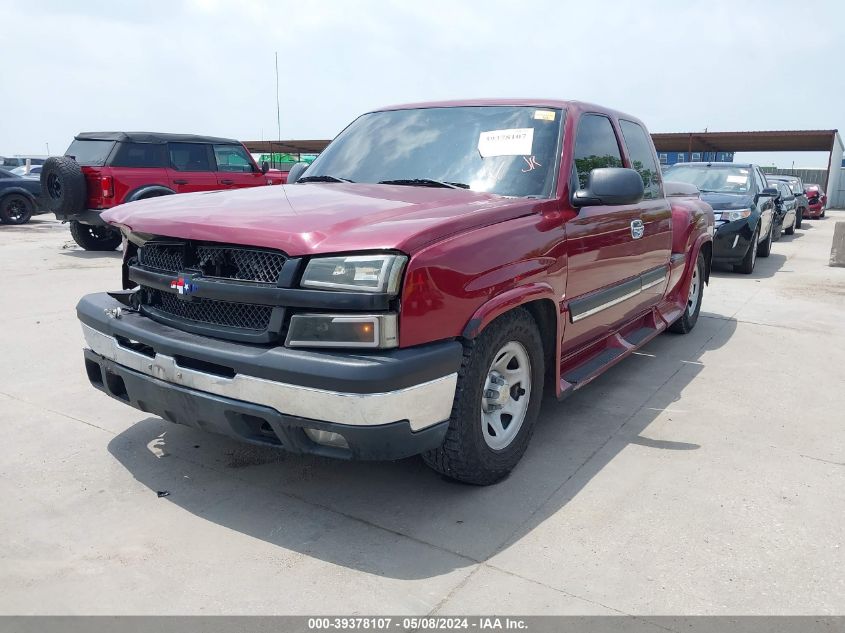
618 119 673 306
166 143 220 193
561 114 669 357
212 143 267 189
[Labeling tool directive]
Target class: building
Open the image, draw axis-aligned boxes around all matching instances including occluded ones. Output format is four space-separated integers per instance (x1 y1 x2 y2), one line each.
657 151 734 166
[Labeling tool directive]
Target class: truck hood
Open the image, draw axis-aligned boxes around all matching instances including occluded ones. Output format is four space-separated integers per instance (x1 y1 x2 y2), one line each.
102 183 537 255
699 192 756 211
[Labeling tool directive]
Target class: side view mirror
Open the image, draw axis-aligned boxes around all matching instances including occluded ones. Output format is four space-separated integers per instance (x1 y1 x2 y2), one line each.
572 168 644 207
760 187 779 197
286 161 310 184
261 161 270 174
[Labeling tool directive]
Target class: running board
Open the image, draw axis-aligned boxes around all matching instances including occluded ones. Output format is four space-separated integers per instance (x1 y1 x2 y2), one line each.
558 313 666 397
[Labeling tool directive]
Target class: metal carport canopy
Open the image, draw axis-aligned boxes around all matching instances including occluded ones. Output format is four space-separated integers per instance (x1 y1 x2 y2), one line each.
650 130 839 153
242 139 331 154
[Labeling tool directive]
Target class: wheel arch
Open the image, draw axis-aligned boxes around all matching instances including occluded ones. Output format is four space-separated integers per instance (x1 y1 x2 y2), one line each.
124 185 175 203
0 187 37 205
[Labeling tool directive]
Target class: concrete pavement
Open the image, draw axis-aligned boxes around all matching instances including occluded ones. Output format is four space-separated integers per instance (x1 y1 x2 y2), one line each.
1 211 844 615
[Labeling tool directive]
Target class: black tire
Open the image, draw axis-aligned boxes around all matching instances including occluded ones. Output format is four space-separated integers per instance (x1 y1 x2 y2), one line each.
795 208 803 229
669 252 705 334
734 226 758 274
784 213 795 236
69 220 122 251
0 194 34 225
757 221 773 257
820 209 825 218
41 156 86 217
422 308 544 485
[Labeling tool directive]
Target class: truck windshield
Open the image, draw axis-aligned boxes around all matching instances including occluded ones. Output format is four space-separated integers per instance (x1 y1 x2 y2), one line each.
65 139 116 166
305 106 564 198
663 165 752 194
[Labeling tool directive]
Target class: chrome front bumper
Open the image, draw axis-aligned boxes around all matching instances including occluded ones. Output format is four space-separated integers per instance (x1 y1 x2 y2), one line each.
82 324 458 432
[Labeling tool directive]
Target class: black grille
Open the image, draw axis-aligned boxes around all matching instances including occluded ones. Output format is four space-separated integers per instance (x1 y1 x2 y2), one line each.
139 241 286 284
148 289 273 331
195 245 285 283
139 242 185 273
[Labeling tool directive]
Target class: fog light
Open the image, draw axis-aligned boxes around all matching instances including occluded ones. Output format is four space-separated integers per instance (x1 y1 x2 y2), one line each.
304 428 349 449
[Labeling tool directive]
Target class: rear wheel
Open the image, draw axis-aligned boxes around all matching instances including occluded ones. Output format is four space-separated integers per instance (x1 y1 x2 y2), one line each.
422 308 544 485
735 226 758 274
669 252 704 334
69 220 122 251
0 194 34 225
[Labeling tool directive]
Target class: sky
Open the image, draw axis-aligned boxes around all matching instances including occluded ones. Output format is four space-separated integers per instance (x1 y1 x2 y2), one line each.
2 0 843 168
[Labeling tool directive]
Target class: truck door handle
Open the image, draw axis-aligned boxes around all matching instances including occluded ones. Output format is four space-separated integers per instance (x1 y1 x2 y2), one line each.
220 179 234 185
173 179 188 185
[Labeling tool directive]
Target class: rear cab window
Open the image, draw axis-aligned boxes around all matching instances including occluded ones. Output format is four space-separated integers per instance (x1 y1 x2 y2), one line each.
619 119 661 200
213 145 255 173
65 139 115 166
168 143 212 172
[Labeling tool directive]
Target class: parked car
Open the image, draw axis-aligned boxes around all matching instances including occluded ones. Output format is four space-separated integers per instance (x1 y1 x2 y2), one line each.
772 181 798 239
11 165 42 177
662 162 776 274
804 184 827 218
40 132 284 252
765 174 807 228
0 167 44 225
0 156 46 169
78 99 713 485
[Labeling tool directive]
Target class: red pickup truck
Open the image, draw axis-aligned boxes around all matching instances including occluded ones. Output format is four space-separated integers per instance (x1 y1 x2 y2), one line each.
78 100 713 485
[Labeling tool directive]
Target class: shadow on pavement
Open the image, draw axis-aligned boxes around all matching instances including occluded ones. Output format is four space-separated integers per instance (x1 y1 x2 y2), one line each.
711 252 787 280
107 315 737 579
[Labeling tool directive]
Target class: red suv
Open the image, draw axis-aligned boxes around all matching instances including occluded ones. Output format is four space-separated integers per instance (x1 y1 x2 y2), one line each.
804 184 827 218
41 132 283 251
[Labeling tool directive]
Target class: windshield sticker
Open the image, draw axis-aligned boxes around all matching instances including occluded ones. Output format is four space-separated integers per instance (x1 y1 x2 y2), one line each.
533 110 556 121
521 156 542 172
478 128 534 158
727 175 748 184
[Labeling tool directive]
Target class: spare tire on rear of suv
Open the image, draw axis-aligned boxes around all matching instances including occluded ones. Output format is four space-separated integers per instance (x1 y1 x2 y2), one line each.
40 156 87 218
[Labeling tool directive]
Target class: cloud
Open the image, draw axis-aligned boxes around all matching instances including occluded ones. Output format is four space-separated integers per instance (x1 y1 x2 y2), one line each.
1 0 841 167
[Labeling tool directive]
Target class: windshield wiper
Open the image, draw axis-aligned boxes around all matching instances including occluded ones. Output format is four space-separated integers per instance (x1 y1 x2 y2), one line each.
378 178 469 189
297 175 355 183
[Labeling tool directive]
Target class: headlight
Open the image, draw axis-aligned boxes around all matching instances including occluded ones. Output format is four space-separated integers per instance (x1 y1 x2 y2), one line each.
286 313 398 348
720 209 752 222
300 254 407 294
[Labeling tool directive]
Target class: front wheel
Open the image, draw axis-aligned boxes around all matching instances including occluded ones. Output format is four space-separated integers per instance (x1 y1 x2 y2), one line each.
785 213 796 236
669 252 705 334
0 194 34 225
795 208 803 229
69 220 122 251
735 226 758 274
422 308 544 485
757 221 773 257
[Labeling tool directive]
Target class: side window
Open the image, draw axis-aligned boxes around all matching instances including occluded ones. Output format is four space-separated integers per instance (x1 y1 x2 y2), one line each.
168 143 211 172
572 114 623 190
619 119 661 200
213 144 255 173
110 142 166 168
753 168 765 193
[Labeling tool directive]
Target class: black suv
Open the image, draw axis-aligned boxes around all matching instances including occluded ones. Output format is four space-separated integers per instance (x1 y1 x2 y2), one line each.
663 162 777 274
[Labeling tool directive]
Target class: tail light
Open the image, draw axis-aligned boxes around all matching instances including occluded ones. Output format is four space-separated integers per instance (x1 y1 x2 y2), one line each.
101 176 114 199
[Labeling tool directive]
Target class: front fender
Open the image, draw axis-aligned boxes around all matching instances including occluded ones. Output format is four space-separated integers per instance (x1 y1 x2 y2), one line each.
461 282 558 339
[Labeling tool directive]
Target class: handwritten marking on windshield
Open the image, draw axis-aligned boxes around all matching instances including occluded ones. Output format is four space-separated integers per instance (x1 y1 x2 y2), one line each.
521 156 542 172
